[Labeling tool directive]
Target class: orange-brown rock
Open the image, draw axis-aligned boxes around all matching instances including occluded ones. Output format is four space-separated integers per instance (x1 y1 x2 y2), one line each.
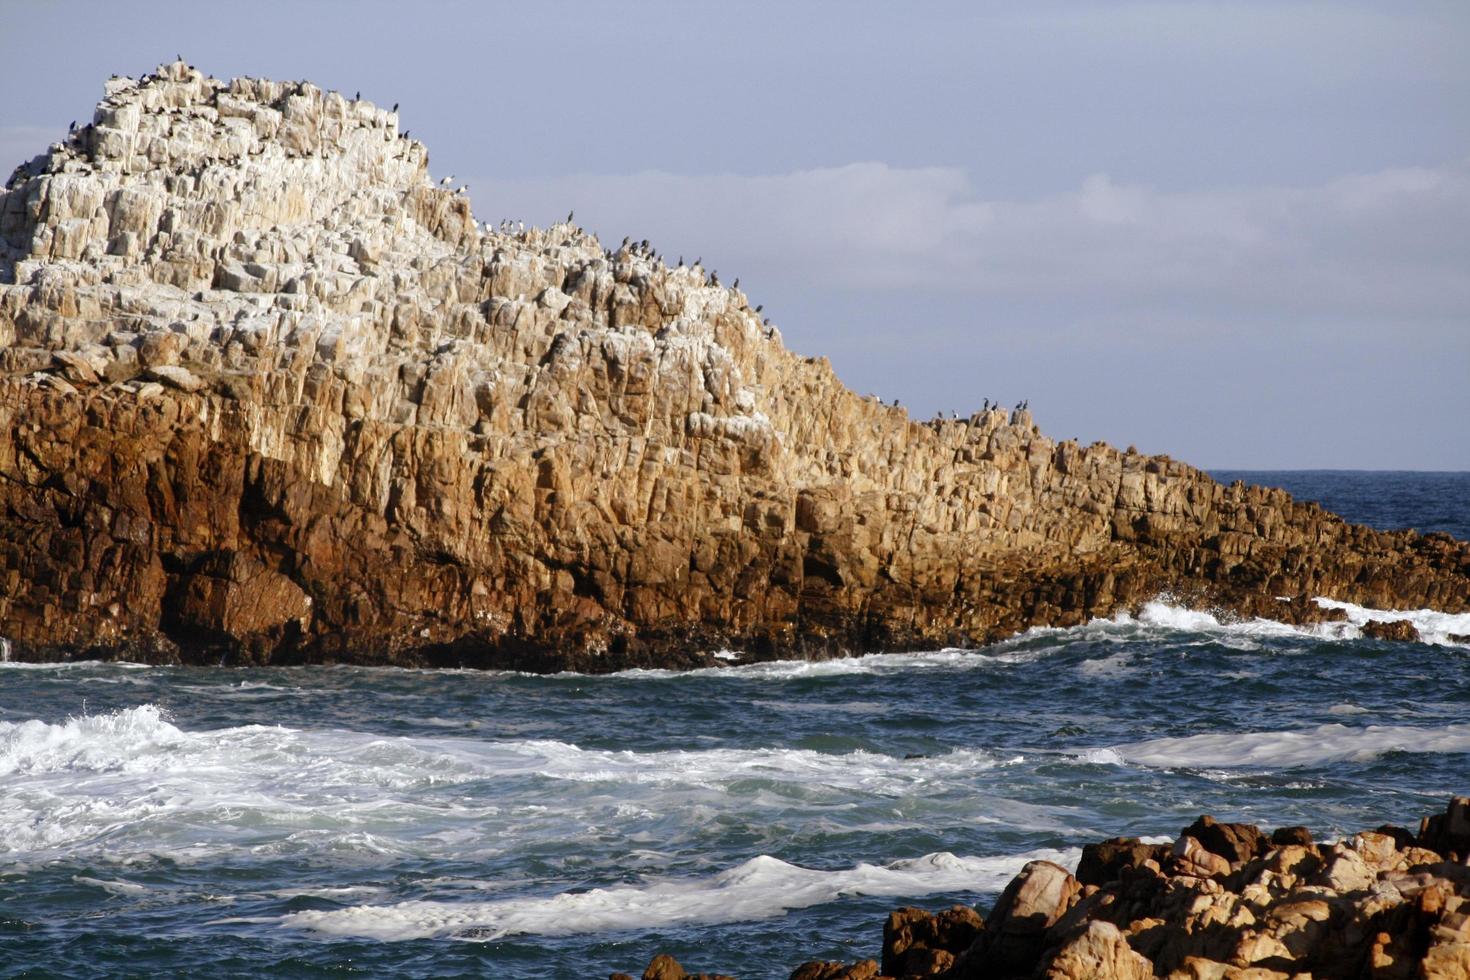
624 953 733 980
2 62 1468 669
787 961 881 980
881 905 984 977
1360 619 1421 642
1076 837 1173 887
794 798 1470 980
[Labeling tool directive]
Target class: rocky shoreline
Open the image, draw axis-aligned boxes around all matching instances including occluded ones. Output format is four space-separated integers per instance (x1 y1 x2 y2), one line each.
2 61 1468 670
613 797 1470 979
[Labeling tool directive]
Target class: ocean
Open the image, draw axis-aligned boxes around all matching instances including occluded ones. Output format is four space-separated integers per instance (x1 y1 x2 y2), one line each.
2 471 1467 979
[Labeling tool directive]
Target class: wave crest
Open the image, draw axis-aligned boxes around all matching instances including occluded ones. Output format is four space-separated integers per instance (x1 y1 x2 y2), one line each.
267 847 1080 941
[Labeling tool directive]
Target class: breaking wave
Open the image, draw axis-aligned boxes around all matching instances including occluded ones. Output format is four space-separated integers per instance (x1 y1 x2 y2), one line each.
261 847 1079 941
1101 722 1470 769
0 705 1018 861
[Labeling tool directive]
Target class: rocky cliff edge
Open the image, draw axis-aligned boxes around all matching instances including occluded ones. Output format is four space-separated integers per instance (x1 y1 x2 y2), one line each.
1 62 1466 668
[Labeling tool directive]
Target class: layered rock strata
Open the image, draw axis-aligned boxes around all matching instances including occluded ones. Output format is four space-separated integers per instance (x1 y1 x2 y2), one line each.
783 796 1470 980
1 62 1467 668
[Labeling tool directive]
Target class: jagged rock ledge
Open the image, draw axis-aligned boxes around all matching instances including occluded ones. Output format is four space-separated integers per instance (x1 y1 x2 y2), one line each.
1 62 1467 670
615 797 1470 980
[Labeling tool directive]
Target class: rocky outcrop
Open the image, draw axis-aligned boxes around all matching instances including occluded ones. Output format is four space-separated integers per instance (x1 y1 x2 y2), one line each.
787 797 1470 980
2 62 1467 668
611 954 733 980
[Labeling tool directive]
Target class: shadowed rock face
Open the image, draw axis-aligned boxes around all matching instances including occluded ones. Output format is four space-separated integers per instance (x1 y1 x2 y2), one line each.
1 62 1466 669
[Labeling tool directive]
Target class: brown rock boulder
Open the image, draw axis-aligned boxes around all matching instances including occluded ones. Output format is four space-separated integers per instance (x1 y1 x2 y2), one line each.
965 860 1081 976
1419 796 1470 859
805 800 1470 980
643 954 688 980
1171 835 1233 879
637 954 734 980
1041 920 1152 980
1267 826 1313 848
788 961 879 980
165 551 312 660
881 904 983 976
1183 815 1266 867
1076 837 1173 887
1361 619 1420 642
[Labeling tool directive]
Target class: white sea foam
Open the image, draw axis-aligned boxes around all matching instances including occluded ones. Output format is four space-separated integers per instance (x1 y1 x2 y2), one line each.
0 658 152 670
267 847 1079 941
0 704 193 776
1126 600 1351 641
72 875 151 896
1076 653 1134 678
0 705 1016 862
1105 722 1470 769
594 647 1020 681
565 597 1469 681
1313 598 1470 646
1070 597 1470 649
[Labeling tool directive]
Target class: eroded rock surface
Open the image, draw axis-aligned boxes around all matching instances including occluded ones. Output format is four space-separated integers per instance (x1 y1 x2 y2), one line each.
2 62 1467 668
786 797 1470 980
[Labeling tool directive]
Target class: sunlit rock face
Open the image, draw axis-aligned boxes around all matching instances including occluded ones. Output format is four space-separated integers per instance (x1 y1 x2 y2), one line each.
0 62 1465 668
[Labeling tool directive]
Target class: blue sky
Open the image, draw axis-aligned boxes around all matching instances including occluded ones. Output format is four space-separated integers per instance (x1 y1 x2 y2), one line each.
2 1 1466 468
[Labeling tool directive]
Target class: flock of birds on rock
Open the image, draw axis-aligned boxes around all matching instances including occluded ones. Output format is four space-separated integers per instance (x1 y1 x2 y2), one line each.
66 60 1033 428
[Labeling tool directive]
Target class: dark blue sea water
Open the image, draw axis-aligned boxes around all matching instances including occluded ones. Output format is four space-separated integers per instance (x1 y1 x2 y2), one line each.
2 472 1467 979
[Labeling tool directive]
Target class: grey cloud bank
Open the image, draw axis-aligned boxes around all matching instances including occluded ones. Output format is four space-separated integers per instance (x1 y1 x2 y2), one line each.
469 161 1470 315
1 0 1466 468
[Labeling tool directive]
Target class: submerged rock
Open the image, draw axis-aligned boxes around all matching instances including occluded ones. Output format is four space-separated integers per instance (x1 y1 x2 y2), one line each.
611 953 733 980
1 61 1467 669
1361 619 1420 642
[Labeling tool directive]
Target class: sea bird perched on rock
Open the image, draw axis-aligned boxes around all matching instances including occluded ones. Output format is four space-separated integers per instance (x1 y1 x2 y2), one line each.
566 210 574 223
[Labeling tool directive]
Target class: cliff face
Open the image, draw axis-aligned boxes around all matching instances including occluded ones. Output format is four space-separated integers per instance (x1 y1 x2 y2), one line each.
1 62 1466 668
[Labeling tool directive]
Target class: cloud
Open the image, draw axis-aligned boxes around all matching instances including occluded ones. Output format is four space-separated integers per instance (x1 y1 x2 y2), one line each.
467 159 1470 327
